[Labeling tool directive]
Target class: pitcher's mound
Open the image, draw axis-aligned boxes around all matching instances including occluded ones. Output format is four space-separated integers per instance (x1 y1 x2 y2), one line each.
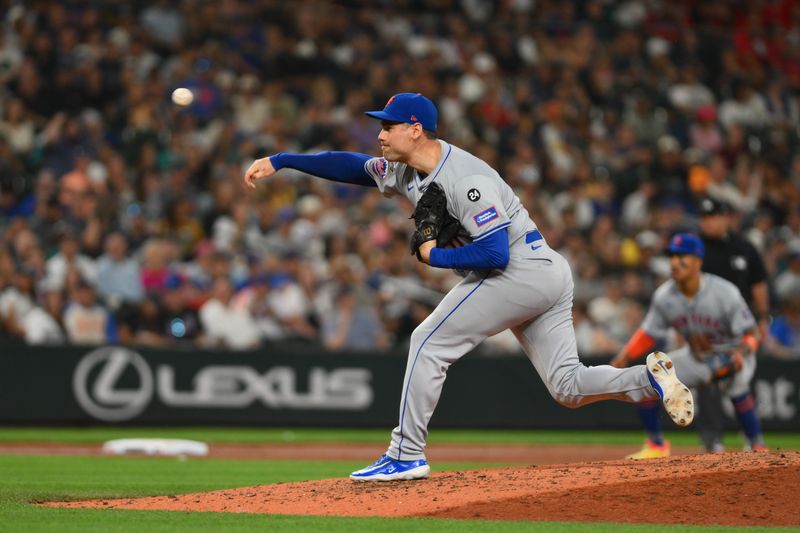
45 451 800 526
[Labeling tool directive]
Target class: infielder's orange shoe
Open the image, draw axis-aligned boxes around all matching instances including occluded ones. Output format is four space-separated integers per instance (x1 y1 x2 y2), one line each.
626 439 671 459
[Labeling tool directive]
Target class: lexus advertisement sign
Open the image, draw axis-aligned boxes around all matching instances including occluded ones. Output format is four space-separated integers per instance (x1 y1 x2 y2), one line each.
1 343 799 429
2 344 402 426
72 346 373 422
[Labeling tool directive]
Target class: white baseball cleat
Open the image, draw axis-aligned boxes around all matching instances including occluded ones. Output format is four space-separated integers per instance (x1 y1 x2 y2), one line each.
646 351 694 427
349 454 431 482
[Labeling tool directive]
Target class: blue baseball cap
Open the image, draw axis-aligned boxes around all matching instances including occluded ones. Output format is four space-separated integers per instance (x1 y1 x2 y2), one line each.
666 232 704 258
365 93 437 132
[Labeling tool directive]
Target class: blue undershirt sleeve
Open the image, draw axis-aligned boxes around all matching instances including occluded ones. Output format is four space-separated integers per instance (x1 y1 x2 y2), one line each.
428 229 510 270
270 151 377 187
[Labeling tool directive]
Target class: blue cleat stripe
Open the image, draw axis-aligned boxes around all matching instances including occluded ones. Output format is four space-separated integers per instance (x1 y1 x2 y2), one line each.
647 369 663 399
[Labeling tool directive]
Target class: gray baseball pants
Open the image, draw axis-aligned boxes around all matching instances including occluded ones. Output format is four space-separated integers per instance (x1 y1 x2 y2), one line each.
387 242 660 461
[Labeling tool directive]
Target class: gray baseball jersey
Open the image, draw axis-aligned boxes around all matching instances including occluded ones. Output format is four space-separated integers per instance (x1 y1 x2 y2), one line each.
365 141 538 250
363 140 660 461
642 273 757 396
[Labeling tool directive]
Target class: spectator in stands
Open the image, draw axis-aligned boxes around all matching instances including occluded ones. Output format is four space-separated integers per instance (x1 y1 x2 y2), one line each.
767 295 800 361
374 231 444 347
159 275 203 343
139 0 185 52
96 232 144 308
587 277 637 344
572 302 621 358
265 272 317 341
199 277 261 350
689 105 723 155
0 98 35 155
667 65 715 113
41 229 96 292
703 155 760 215
0 268 36 337
774 245 800 300
161 198 204 260
719 79 770 130
62 279 114 345
232 74 270 135
139 239 175 295
229 274 285 341
27 172 62 248
18 288 65 345
211 202 249 254
321 284 389 352
620 179 657 233
651 135 689 206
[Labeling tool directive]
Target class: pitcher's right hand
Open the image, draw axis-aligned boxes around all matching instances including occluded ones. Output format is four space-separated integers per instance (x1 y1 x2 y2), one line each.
244 157 276 189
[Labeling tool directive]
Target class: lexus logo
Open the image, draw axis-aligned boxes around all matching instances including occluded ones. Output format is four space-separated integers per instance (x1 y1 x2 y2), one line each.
72 347 374 422
73 347 154 422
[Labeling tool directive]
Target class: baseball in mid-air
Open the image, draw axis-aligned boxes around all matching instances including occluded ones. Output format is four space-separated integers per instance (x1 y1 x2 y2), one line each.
171 87 194 106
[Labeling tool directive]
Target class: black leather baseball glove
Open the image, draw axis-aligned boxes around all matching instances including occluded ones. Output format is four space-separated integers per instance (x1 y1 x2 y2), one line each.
409 182 462 261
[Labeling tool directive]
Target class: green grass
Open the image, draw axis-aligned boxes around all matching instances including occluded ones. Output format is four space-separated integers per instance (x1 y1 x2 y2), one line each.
0 428 798 532
0 455 361 501
1 454 795 533
0 426 799 450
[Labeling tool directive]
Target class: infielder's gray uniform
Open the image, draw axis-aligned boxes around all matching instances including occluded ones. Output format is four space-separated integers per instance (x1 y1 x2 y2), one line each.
641 273 757 399
365 140 660 460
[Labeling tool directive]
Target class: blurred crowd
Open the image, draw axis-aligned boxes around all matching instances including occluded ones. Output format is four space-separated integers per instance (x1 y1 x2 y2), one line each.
0 0 799 358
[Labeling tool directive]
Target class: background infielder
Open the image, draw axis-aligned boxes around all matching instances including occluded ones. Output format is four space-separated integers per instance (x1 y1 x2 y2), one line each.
612 233 766 458
244 93 694 481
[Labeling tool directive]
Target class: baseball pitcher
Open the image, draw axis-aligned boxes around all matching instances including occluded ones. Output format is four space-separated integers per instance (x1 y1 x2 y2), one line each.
244 93 694 481
612 233 766 458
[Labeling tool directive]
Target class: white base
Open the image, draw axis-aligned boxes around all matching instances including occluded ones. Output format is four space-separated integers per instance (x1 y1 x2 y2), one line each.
101 438 209 456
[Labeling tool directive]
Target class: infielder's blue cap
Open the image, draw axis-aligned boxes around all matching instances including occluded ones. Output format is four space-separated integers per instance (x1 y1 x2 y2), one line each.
365 93 437 132
666 232 704 258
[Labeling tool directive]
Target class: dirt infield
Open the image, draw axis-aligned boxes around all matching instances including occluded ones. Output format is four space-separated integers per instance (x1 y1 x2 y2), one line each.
38 444 800 527
0 441 699 463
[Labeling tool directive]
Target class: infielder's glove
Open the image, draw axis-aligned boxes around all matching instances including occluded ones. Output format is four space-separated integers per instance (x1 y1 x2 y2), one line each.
705 352 744 381
409 182 461 261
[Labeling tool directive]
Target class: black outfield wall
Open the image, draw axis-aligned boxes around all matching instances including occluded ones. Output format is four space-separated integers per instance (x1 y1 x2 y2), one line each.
1 343 798 429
